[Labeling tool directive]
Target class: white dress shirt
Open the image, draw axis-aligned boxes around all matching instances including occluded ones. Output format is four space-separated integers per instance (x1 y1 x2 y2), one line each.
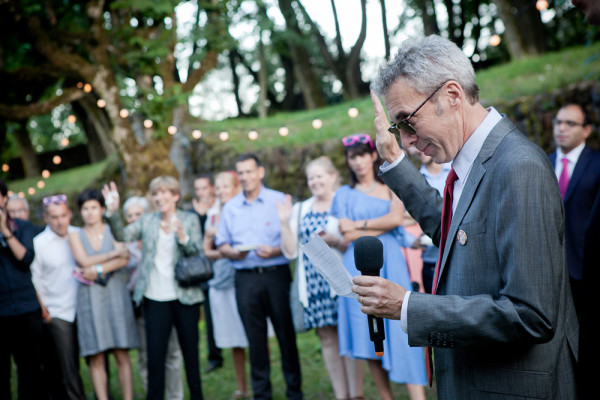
554 142 585 180
381 107 503 330
30 225 81 322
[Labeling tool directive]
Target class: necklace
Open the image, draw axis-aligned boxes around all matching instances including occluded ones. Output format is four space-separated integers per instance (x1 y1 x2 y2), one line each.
85 228 104 241
356 181 376 193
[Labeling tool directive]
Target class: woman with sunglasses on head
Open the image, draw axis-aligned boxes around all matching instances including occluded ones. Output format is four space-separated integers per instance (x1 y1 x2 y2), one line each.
102 176 205 400
277 156 365 400
68 189 139 400
332 134 426 400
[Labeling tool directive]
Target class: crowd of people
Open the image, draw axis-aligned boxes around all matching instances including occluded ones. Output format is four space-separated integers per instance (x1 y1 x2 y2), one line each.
1 29 597 400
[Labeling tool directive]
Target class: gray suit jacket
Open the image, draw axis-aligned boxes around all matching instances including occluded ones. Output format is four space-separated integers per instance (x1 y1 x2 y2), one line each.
381 117 579 399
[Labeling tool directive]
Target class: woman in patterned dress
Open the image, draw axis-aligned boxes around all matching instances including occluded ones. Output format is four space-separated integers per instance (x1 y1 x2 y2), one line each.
278 156 364 400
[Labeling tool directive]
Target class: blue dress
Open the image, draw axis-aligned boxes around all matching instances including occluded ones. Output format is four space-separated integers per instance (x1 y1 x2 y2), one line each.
330 185 427 385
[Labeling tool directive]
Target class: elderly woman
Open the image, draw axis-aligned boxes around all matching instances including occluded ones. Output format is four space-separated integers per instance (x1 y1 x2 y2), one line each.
103 176 205 400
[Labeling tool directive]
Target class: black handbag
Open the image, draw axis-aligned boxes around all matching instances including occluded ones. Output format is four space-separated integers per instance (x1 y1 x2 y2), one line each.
175 253 213 287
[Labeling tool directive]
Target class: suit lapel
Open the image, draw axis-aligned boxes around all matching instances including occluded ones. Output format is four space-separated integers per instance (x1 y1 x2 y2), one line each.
437 117 514 287
564 146 591 203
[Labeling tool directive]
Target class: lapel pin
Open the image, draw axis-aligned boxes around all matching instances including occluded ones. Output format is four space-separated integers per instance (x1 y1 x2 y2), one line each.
457 230 467 245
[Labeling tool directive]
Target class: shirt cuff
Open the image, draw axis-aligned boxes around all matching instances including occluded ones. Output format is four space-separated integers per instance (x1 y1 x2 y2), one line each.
379 152 406 173
400 290 411 333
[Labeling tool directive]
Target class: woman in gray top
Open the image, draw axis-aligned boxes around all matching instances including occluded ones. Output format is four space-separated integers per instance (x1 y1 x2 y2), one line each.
69 189 138 400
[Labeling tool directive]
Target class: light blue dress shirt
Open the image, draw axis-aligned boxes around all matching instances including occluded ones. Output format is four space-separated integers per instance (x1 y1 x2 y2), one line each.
215 186 289 269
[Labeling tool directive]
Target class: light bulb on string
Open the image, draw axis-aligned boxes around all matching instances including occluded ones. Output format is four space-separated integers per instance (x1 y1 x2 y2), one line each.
52 156 62 165
42 170 51 179
219 131 229 141
28 187 35 195
536 0 548 10
143 119 153 129
192 130 202 139
1 164 9 172
489 34 501 47
168 126 177 135
348 107 359 118
67 115 77 123
83 83 92 93
279 126 289 136
37 180 45 189
120 109 129 118
312 119 323 129
248 130 258 140
97 99 106 108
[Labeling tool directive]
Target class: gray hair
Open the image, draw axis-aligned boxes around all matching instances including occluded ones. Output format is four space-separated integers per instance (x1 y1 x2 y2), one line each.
123 196 150 213
8 194 29 210
371 35 479 104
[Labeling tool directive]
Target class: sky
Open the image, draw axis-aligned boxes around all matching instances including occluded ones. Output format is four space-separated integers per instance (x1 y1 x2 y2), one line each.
181 0 418 121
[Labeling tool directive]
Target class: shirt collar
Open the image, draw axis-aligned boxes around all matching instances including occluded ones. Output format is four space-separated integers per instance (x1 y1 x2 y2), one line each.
242 186 266 205
452 107 502 182
557 142 586 164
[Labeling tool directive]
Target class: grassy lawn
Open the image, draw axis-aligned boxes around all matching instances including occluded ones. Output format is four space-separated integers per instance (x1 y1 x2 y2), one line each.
11 319 437 399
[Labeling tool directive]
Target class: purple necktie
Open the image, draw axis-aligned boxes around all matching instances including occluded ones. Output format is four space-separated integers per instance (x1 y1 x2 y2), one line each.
558 158 570 199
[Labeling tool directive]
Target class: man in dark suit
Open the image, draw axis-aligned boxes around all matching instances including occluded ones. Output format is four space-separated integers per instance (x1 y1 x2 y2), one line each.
548 103 600 318
352 35 579 398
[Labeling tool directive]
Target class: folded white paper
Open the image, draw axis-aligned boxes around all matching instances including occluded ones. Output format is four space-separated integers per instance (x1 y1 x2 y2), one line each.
301 234 357 298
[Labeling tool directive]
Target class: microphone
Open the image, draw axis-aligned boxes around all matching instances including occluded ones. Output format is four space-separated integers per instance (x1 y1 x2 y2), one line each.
354 236 385 357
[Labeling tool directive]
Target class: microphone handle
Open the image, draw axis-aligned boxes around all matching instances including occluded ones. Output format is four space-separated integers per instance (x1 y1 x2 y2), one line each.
367 314 385 342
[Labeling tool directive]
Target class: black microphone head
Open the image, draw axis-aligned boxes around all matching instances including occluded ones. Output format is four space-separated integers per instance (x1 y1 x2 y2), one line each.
354 236 383 274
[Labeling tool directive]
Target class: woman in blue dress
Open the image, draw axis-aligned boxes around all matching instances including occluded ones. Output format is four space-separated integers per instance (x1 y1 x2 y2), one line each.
331 133 426 400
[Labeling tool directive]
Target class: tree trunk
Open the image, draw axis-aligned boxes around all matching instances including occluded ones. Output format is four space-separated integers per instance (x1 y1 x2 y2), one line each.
229 51 246 117
416 0 441 36
278 0 326 109
379 0 391 61
258 37 268 118
12 120 41 178
72 95 115 162
493 0 546 59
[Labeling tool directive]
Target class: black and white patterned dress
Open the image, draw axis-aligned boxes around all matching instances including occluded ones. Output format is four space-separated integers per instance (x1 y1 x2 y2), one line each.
299 209 338 329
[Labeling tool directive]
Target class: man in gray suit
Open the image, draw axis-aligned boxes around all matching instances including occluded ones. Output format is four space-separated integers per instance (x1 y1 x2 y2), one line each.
352 35 579 399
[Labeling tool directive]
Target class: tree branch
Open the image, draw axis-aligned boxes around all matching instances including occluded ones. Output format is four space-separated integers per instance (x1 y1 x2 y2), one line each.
0 87 86 119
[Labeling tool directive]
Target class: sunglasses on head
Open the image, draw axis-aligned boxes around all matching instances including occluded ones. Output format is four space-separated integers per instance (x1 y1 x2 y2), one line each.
342 134 374 149
42 194 67 207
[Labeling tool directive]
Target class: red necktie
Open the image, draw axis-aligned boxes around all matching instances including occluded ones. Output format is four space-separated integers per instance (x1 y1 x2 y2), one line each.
425 168 458 386
558 158 570 199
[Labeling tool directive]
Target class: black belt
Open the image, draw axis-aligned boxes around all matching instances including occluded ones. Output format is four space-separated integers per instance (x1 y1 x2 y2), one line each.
237 264 288 274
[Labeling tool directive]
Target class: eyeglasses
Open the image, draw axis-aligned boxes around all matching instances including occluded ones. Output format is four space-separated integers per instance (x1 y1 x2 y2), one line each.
342 133 374 149
42 194 67 207
552 119 585 128
388 82 448 136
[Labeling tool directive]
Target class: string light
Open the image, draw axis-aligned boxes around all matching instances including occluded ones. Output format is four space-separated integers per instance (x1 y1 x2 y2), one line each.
279 126 289 136
28 187 35 195
77 82 84 89
219 131 229 141
312 119 323 129
348 107 359 118
18 192 25 198
143 119 153 129
1 164 8 172
52 156 62 165
67 115 77 123
42 170 51 178
97 99 106 108
37 180 45 189
248 130 258 140
192 130 202 139
60 138 70 147
167 126 177 135
489 34 501 47
536 0 548 10
83 83 92 93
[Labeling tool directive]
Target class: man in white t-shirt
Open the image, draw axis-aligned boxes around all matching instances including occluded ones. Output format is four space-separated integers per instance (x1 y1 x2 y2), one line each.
31 195 86 400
